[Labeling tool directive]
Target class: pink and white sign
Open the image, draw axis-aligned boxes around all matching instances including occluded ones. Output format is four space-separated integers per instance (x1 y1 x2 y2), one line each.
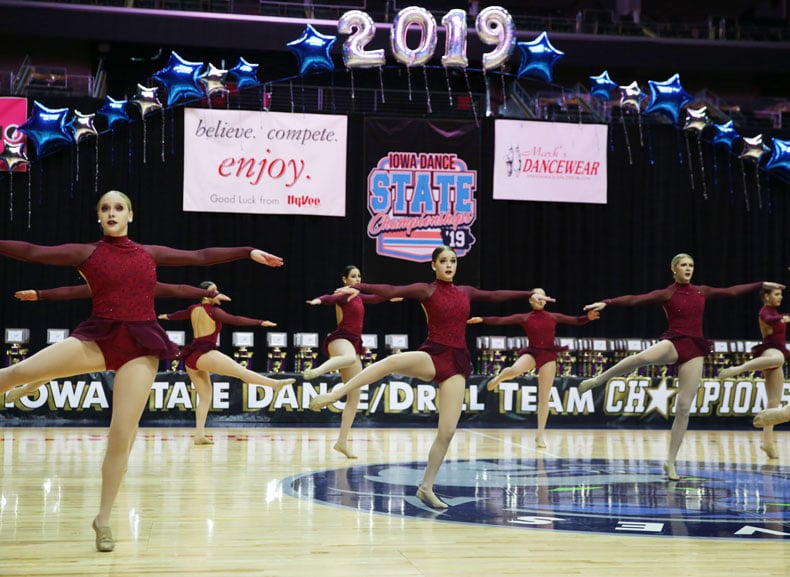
493 119 607 204
0 97 29 172
183 109 347 216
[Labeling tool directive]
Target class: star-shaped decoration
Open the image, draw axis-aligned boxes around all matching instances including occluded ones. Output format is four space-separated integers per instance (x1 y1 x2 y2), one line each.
131 84 162 119
683 106 709 134
764 137 790 181
0 140 28 172
589 71 618 101
644 377 677 419
618 81 646 114
516 31 564 83
711 120 740 150
288 24 337 76
17 100 73 156
199 63 228 97
739 134 768 163
153 51 204 107
645 74 693 124
228 57 260 90
68 110 98 143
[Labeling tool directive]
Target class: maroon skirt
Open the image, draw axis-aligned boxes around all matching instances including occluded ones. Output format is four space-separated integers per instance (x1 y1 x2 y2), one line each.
418 340 472 382
321 329 364 357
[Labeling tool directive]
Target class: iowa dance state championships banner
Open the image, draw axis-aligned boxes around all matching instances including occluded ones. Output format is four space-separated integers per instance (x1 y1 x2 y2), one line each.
183 109 348 216
362 118 481 264
493 119 608 204
2 372 784 429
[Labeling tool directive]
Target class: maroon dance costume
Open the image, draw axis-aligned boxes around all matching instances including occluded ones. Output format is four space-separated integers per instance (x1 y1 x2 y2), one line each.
480 310 592 369
161 303 266 370
601 281 762 364
752 305 789 359
313 292 388 356
353 280 536 381
0 236 254 370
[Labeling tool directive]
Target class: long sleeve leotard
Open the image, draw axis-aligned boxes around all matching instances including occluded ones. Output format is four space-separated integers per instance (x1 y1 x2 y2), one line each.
601 281 762 363
354 280 535 380
0 237 256 368
753 305 789 359
313 292 388 355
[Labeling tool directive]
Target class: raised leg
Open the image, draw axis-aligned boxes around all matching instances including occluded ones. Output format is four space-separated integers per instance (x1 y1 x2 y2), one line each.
579 340 678 393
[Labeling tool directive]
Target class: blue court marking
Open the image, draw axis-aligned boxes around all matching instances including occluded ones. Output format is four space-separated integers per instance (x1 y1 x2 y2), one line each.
283 458 790 540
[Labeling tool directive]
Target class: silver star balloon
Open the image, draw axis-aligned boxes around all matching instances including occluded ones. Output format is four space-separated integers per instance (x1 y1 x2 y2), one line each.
618 81 645 114
132 84 162 118
739 134 769 163
199 63 228 97
68 110 98 143
683 106 709 133
0 141 28 171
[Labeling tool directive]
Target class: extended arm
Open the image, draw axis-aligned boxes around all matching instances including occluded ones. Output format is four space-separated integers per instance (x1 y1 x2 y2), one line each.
351 282 434 300
16 282 222 302
585 286 673 312
700 282 779 300
209 307 275 327
0 241 94 266
144 245 283 267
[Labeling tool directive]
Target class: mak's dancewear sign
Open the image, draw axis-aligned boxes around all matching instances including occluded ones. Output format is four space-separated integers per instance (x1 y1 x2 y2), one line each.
493 119 608 204
183 109 348 216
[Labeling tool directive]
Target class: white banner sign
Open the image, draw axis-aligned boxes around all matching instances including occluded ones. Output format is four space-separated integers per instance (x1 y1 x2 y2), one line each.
493 120 607 204
183 109 347 216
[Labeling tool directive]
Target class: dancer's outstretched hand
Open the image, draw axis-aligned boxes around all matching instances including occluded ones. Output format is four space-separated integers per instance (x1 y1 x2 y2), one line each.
250 249 284 267
14 290 38 301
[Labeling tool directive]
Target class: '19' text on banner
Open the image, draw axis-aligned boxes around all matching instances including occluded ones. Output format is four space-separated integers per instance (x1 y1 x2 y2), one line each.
183 109 348 216
493 120 608 204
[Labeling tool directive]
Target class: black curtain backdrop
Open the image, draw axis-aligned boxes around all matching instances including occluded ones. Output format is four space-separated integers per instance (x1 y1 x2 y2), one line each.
1 103 789 365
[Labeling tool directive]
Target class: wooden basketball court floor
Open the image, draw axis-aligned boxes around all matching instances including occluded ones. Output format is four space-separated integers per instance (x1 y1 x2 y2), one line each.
1 426 787 577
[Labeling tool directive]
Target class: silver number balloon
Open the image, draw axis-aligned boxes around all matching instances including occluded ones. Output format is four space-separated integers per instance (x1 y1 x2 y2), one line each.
390 6 437 67
476 6 515 70
441 9 468 68
339 10 386 68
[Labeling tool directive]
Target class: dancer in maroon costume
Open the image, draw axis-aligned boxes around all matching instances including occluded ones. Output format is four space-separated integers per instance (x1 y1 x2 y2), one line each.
308 246 553 508
579 253 783 480
304 265 398 458
5 281 230 404
467 288 599 449
0 190 284 552
158 281 294 445
716 286 789 458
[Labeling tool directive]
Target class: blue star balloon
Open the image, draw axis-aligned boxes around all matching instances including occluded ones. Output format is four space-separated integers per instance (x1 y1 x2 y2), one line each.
17 100 74 157
229 57 260 90
764 138 790 181
589 71 618 101
516 31 564 83
152 51 204 107
287 24 337 76
97 96 131 129
711 120 739 150
644 74 692 124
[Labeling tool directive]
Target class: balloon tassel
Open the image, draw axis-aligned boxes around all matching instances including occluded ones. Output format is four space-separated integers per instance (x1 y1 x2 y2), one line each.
684 132 695 191
443 67 453 107
696 134 707 200
142 118 148 164
422 66 432 114
406 66 413 102
739 158 751 212
289 80 295 115
377 66 385 104
349 68 355 101
464 69 479 128
94 138 99 196
620 107 633 166
499 70 507 115
755 165 762 209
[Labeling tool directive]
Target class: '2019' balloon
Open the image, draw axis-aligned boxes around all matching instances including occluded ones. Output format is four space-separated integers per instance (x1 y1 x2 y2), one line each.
390 6 437 67
339 10 385 68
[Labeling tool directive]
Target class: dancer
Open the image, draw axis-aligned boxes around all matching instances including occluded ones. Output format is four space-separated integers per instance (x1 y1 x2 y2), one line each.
754 404 790 428
308 245 553 508
717 286 789 458
5 281 231 404
578 253 783 480
158 281 294 445
0 190 284 552
467 288 600 448
304 265 399 458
